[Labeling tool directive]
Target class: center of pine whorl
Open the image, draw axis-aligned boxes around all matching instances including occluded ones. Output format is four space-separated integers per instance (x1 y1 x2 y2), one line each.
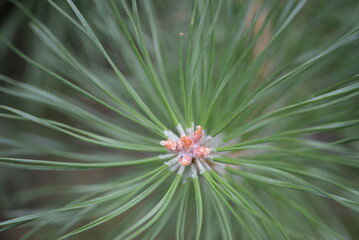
160 126 211 166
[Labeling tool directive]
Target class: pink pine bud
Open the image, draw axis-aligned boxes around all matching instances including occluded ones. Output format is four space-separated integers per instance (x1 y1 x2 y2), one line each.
179 155 192 166
194 146 211 158
160 140 178 152
180 135 193 149
192 126 203 143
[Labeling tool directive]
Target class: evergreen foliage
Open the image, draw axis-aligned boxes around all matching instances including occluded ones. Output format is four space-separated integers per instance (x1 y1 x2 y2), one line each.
0 0 358 239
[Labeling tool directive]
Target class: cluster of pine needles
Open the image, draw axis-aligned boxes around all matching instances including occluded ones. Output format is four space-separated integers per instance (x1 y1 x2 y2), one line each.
0 0 358 239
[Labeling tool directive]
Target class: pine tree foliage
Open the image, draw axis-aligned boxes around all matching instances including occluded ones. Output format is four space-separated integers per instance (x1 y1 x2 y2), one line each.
0 0 358 239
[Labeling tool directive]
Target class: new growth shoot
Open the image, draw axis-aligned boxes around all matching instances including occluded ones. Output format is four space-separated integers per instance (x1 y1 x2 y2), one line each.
160 124 218 177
